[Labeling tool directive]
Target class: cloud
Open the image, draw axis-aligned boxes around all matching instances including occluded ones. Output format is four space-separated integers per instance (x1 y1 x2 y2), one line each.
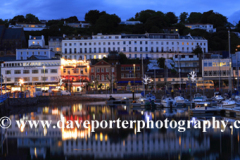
228 10 240 24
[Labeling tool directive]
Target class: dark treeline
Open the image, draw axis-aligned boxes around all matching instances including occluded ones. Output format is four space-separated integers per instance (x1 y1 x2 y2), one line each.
1 10 240 52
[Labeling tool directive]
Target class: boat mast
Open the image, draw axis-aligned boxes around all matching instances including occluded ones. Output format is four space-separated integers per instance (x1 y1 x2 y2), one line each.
219 54 221 91
142 55 145 96
178 52 181 95
228 30 232 93
203 51 205 96
237 53 239 92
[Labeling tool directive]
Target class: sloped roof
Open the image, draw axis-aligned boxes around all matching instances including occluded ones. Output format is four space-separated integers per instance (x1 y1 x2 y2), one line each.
2 28 23 39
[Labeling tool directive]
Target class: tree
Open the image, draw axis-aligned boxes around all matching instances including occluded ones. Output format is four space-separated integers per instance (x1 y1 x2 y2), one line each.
157 57 165 68
9 15 25 25
98 83 103 90
179 12 188 23
137 10 156 23
25 14 39 23
165 12 178 25
187 12 202 23
192 45 203 55
94 14 121 33
65 16 78 23
85 10 106 25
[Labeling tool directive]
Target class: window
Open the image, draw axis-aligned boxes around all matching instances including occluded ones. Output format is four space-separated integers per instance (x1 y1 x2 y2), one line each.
101 75 104 81
6 78 11 82
101 68 104 72
42 77 48 81
204 62 207 67
208 62 212 66
140 47 142 52
41 69 48 73
51 69 58 73
23 77 30 81
51 77 57 81
23 70 29 74
32 70 38 74
123 41 126 45
182 42 184 45
121 73 124 78
5 70 11 74
97 68 100 73
91 68 94 73
65 43 67 46
14 70 21 74
121 67 124 71
123 47 126 52
69 43 72 46
134 47 137 52
106 68 109 72
145 41 148 44
129 47 131 52
32 77 39 81
145 47 148 51
65 48 67 54
14 78 21 82
80 43 82 46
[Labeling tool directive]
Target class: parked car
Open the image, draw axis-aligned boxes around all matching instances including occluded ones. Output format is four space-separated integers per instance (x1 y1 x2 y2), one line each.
61 90 71 95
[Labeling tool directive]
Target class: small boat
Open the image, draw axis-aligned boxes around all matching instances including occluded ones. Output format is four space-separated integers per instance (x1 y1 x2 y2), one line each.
137 93 156 104
172 96 190 107
192 93 207 102
161 96 174 107
212 92 224 102
222 99 236 108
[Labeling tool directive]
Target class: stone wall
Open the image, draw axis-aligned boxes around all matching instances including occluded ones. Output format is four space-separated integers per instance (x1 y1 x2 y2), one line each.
8 95 107 107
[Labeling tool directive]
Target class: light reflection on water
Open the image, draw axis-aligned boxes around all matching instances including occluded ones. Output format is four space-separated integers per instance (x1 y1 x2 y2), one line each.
1 102 240 160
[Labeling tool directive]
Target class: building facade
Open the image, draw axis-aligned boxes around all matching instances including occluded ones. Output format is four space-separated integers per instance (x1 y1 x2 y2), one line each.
48 36 62 54
202 58 231 80
1 59 61 92
62 33 208 60
63 21 90 28
89 60 116 90
116 64 142 90
9 23 47 31
174 54 201 73
185 24 216 33
60 58 90 92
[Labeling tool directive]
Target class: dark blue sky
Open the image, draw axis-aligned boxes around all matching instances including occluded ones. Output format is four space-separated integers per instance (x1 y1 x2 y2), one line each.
1 0 240 24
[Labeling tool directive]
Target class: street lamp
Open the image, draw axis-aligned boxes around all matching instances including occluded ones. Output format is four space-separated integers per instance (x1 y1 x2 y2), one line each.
43 65 46 91
0 61 4 95
19 79 24 92
133 64 135 91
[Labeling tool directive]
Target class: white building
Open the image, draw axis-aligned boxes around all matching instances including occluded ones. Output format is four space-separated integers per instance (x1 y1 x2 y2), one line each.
62 33 208 60
9 23 47 31
185 24 216 33
1 59 61 91
63 21 90 28
16 35 55 60
119 21 142 25
28 35 45 48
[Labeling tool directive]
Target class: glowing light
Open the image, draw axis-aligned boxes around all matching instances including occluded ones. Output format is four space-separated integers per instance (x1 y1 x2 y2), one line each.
95 134 98 140
179 136 181 145
34 148 37 158
100 132 103 141
43 127 47 136
105 135 108 141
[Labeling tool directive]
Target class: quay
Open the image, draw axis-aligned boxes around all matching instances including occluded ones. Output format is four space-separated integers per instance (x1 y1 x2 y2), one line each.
190 107 240 119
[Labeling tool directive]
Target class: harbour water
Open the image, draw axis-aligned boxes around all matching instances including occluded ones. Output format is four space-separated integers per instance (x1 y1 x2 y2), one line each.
1 102 240 160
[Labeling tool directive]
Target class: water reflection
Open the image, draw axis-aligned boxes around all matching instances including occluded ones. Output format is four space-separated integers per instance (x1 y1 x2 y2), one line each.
1 102 240 159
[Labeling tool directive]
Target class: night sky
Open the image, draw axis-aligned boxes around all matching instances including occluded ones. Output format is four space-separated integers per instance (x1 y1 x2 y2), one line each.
1 0 240 23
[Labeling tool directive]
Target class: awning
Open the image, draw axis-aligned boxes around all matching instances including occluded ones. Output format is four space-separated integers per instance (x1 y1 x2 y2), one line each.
117 81 142 84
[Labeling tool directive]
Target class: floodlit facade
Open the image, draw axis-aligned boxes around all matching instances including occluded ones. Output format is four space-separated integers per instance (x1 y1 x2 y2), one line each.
1 59 61 92
62 33 208 60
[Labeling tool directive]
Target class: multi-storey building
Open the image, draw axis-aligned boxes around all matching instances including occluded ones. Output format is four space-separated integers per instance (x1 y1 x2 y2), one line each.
89 60 116 90
60 58 90 92
174 54 202 74
63 21 90 28
185 23 216 33
9 22 47 31
119 21 142 25
0 25 26 56
48 36 62 54
16 35 55 60
62 33 208 60
1 58 61 92
202 58 231 80
116 64 142 90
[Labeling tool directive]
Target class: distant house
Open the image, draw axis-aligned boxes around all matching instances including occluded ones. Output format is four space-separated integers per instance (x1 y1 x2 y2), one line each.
63 21 90 28
119 21 142 25
0 25 26 56
9 22 47 31
185 23 216 33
